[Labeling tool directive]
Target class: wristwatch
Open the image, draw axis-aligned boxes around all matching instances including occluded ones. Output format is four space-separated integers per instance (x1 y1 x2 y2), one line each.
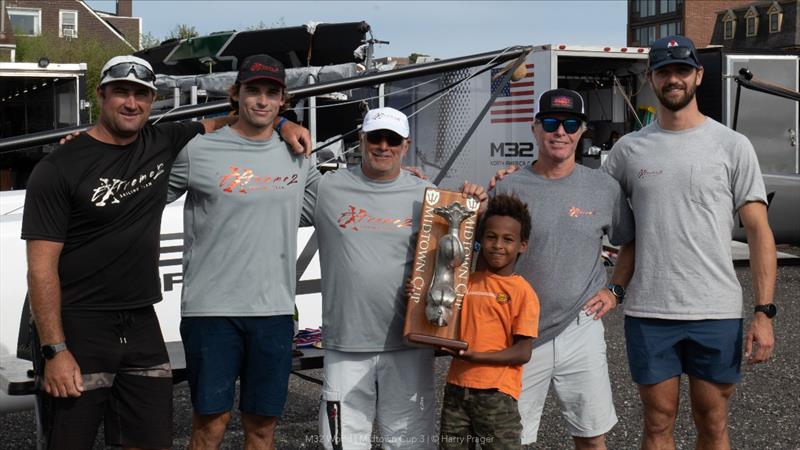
607 283 626 304
40 342 68 359
754 304 777 318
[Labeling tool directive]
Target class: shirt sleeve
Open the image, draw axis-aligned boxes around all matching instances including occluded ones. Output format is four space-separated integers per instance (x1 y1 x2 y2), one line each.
731 136 768 210
21 160 71 242
602 143 627 190
512 279 540 339
167 146 190 203
299 156 321 227
607 180 635 246
156 121 205 159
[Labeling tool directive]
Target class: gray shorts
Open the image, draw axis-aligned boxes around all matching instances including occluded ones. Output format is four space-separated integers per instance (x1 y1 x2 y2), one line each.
518 311 617 443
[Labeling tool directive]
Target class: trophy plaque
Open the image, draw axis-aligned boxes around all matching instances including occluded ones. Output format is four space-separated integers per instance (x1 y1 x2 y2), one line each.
403 188 480 351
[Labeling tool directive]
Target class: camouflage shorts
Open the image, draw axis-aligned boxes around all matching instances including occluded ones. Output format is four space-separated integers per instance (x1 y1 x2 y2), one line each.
439 383 522 450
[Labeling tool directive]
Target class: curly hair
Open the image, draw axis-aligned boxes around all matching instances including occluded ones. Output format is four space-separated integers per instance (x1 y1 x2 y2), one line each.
478 194 532 242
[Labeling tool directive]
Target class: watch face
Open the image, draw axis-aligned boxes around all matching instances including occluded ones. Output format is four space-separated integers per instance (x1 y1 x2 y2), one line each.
756 304 777 318
41 345 55 359
611 285 625 297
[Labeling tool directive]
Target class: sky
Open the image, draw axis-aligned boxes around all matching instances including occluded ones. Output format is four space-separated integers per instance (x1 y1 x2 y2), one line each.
85 1 629 58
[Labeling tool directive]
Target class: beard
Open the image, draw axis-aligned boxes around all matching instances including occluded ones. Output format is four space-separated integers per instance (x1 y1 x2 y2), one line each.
656 81 697 112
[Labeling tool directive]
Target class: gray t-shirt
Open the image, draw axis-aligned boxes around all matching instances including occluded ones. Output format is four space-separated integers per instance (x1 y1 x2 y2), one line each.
494 164 634 347
604 118 767 320
311 167 434 352
168 126 320 316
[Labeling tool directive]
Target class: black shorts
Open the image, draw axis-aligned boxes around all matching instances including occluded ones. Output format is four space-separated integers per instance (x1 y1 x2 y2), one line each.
32 306 172 449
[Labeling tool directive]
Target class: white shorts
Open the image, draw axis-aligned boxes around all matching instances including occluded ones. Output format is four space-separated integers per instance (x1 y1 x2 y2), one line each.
318 348 436 449
518 311 617 444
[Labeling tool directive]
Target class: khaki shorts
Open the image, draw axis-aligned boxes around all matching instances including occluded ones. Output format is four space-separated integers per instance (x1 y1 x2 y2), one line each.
518 311 617 444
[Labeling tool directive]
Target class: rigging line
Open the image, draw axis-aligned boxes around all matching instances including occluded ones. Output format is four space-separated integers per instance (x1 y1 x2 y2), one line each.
310 56 508 156
289 75 444 112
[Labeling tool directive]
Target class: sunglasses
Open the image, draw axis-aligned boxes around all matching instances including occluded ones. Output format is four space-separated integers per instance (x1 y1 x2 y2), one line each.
365 130 405 147
539 117 582 134
102 62 156 83
649 46 697 65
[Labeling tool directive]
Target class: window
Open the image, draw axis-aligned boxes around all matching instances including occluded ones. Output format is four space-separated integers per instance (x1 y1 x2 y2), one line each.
723 10 736 40
659 21 680 38
7 7 41 36
638 0 657 18
745 7 759 37
59 10 78 38
768 2 783 33
660 0 676 14
636 25 657 45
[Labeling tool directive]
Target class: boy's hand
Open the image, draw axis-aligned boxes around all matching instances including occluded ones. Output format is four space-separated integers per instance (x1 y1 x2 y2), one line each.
460 181 488 214
59 131 81 145
404 277 415 299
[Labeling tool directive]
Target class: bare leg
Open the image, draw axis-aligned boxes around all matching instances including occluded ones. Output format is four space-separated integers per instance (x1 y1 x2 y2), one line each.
689 377 735 450
242 413 278 450
188 411 231 450
573 434 606 449
639 377 680 450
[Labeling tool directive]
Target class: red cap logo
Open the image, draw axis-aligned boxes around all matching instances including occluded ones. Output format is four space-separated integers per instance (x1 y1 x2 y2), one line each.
249 62 278 72
667 40 679 48
551 96 573 108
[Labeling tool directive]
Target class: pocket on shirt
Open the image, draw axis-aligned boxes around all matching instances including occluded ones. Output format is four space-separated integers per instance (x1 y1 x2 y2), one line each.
690 164 727 207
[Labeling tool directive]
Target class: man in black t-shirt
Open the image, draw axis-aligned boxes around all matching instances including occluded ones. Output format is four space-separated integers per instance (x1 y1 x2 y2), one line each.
21 55 310 449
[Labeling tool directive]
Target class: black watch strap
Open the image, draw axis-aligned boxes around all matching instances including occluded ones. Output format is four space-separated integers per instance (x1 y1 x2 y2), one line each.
607 283 625 304
754 304 777 318
41 342 68 359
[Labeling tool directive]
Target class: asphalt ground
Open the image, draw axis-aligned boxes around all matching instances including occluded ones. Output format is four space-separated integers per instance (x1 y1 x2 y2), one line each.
2 251 798 449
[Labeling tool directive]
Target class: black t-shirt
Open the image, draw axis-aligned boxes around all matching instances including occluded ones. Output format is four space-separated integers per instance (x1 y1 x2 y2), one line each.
21 121 205 311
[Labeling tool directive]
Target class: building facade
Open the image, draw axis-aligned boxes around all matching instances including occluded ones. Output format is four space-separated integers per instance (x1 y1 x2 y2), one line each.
0 0 140 62
709 0 799 51
628 0 759 47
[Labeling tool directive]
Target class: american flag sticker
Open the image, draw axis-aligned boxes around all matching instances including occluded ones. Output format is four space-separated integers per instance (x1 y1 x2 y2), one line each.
490 64 534 124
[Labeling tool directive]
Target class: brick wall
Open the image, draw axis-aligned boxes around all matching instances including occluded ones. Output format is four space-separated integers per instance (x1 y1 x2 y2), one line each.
5 0 136 50
104 16 139 49
684 0 756 47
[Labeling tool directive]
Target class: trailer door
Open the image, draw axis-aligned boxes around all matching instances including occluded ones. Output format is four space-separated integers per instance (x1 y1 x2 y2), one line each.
725 56 799 174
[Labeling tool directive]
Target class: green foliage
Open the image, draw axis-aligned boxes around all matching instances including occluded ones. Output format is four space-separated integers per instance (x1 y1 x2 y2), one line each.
15 35 131 122
140 31 161 49
166 24 199 40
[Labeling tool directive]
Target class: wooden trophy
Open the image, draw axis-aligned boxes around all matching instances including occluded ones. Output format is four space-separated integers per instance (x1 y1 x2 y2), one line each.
403 188 480 351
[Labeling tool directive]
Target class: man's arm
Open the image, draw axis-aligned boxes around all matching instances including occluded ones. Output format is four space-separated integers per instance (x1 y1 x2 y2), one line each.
739 201 777 364
27 240 84 397
450 335 534 366
584 240 635 320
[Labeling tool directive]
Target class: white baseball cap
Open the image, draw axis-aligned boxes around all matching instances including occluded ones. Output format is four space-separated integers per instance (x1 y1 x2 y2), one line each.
362 107 410 138
99 55 157 92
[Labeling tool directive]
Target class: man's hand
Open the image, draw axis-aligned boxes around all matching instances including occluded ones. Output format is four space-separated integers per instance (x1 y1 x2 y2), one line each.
278 120 312 157
402 166 428 180
461 181 488 214
583 288 618 320
58 131 82 145
488 165 519 191
745 314 775 365
43 350 84 398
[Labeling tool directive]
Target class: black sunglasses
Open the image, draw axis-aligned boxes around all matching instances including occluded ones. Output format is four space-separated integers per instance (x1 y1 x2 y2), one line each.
649 46 696 64
102 62 156 83
365 130 405 147
539 117 582 134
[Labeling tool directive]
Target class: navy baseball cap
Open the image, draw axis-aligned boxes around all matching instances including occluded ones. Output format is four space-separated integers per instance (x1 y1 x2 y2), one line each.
536 88 587 122
648 35 702 71
237 54 286 87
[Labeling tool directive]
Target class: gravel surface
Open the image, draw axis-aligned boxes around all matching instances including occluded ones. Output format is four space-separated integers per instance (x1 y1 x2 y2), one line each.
2 258 798 449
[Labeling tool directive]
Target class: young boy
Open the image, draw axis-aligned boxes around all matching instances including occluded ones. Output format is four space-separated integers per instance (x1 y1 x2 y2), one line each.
439 194 540 449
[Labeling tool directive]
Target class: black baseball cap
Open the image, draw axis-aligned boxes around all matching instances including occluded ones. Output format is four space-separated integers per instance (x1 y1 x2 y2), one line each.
237 54 286 87
648 35 702 71
536 88 587 122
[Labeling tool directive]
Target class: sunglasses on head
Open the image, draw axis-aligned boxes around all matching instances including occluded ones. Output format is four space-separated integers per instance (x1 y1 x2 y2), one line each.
539 117 582 134
102 62 156 83
649 46 696 65
365 129 405 147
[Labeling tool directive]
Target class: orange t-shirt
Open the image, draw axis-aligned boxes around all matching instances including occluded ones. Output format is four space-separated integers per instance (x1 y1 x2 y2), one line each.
446 271 540 400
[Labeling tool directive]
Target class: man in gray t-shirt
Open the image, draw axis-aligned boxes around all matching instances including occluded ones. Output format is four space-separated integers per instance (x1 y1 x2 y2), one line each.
309 107 486 449
492 88 635 449
168 55 318 449
604 35 777 450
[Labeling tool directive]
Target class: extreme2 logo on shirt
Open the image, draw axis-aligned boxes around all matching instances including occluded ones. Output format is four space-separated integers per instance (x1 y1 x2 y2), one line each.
91 162 167 207
337 204 413 232
218 166 299 194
